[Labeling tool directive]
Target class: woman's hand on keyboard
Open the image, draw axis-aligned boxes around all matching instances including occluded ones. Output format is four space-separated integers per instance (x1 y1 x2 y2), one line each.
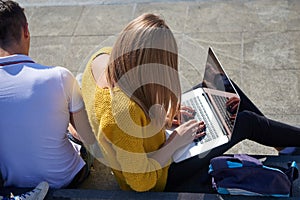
169 120 206 149
226 96 240 114
172 106 196 125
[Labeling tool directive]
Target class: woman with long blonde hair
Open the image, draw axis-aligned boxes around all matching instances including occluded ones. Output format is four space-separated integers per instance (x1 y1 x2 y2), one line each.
81 13 205 192
81 13 300 192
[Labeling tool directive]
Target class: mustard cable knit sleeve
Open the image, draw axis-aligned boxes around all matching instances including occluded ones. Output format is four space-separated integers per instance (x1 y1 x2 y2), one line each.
105 90 168 192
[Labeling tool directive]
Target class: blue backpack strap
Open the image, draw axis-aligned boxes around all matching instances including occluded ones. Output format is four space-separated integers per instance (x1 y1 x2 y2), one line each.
209 156 232 169
288 161 299 182
233 154 263 167
209 154 262 173
284 161 299 196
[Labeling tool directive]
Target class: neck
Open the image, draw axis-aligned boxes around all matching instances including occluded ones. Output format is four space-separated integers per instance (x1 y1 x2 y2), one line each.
0 35 30 57
0 49 12 57
0 45 28 57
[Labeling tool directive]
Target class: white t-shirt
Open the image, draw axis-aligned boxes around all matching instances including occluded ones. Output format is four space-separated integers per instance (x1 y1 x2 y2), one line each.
0 54 85 188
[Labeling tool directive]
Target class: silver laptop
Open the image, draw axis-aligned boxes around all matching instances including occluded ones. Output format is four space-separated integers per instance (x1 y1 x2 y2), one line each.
167 47 240 163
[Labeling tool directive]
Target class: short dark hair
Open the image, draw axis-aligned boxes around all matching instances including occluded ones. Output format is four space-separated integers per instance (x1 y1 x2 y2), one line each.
0 0 27 47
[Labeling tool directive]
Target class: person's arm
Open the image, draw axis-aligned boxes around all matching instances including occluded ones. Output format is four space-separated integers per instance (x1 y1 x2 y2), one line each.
149 120 205 167
69 108 95 145
69 108 104 159
59 66 103 158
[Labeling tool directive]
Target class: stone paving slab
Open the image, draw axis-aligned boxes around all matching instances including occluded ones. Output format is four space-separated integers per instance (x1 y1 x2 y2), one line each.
26 6 83 36
74 5 134 36
18 0 196 7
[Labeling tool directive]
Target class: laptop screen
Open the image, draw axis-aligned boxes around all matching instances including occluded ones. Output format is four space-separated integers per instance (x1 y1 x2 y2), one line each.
202 48 237 94
201 47 240 136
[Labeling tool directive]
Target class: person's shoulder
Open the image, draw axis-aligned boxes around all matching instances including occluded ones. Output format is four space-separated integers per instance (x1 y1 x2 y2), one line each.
52 66 71 73
51 66 76 79
33 63 70 73
92 47 112 58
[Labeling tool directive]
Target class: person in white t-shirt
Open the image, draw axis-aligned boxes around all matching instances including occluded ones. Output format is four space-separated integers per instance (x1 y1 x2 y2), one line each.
0 0 101 189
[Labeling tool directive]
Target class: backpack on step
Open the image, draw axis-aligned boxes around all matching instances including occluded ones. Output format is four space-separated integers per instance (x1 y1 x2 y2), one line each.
208 154 299 197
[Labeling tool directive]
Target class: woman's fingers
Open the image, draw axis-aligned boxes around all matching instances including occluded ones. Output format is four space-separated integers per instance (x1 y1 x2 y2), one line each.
186 120 206 134
231 103 239 112
180 105 195 112
173 120 207 148
191 121 206 139
174 106 196 124
181 119 198 130
194 131 206 139
226 96 239 106
226 97 240 114
180 110 194 119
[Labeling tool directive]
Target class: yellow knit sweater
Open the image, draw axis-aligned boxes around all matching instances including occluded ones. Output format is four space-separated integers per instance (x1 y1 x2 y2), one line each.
81 47 170 192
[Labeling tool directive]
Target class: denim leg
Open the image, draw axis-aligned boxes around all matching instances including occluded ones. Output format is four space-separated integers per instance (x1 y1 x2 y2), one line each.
0 172 3 187
80 145 94 174
67 133 94 188
67 132 94 169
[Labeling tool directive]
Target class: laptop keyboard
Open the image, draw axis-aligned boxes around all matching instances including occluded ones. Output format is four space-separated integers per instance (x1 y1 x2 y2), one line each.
210 94 234 132
182 96 219 144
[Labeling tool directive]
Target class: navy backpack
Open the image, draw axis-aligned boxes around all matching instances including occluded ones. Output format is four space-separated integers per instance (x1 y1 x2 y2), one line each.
208 154 299 197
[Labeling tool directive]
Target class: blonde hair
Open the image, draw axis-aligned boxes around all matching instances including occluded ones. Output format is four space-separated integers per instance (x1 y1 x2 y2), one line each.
107 13 181 127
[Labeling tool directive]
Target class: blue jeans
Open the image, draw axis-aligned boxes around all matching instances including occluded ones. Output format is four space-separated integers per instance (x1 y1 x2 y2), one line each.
0 172 3 187
66 133 94 188
165 81 300 192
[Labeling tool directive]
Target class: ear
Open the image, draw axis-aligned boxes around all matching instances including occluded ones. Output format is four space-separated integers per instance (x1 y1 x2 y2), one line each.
23 23 30 39
22 23 30 55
